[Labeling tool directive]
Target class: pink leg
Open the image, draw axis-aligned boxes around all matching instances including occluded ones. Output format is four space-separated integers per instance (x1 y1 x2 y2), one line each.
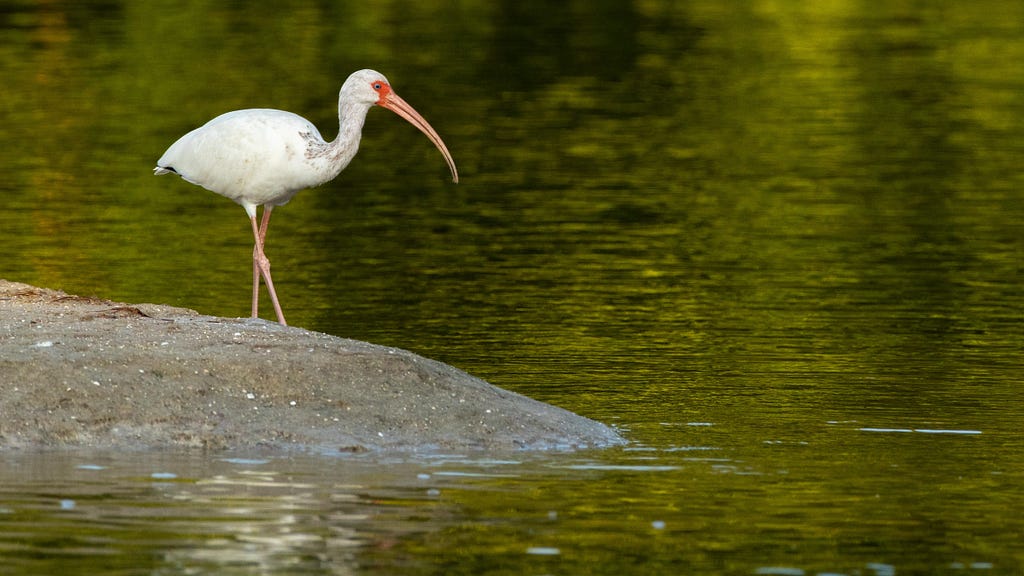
250 206 287 325
251 206 273 319
252 230 261 319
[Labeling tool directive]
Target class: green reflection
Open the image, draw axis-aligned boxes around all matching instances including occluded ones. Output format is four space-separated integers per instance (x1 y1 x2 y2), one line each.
1 1 1023 573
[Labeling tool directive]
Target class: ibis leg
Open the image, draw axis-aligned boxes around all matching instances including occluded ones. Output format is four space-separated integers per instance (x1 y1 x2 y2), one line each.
250 207 287 325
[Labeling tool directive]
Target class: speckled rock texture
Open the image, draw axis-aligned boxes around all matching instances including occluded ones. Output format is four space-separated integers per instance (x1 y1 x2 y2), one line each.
0 280 624 453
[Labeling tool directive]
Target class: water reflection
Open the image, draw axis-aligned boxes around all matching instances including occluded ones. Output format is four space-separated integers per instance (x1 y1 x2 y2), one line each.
0 453 443 574
0 426 1019 574
163 471 363 573
1 0 1023 574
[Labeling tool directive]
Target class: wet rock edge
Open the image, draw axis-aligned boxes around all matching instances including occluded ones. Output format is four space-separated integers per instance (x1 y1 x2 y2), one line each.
0 280 625 454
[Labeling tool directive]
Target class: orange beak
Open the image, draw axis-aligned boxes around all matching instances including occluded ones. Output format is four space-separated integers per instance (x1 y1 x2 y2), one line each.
379 90 459 184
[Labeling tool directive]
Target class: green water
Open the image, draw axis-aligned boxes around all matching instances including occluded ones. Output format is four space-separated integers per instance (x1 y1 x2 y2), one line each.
1 1 1023 574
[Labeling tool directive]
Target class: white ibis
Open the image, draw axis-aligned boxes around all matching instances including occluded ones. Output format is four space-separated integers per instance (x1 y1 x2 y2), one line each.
154 69 458 326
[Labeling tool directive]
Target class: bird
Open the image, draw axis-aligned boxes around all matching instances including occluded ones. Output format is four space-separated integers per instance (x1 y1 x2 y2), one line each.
154 69 458 326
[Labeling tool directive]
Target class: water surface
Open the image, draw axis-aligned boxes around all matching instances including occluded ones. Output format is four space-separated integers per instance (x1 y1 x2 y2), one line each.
1 1 1022 574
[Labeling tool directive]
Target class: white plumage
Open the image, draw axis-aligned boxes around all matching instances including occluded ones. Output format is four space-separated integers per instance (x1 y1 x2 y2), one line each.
154 69 458 325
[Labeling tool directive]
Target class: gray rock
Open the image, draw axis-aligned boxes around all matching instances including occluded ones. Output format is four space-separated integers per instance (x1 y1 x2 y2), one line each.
0 280 624 453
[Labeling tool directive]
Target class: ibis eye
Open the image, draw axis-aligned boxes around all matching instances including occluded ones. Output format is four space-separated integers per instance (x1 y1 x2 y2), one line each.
373 82 382 90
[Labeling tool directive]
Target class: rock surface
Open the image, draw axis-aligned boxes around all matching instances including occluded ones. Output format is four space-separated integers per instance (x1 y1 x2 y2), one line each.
0 280 624 453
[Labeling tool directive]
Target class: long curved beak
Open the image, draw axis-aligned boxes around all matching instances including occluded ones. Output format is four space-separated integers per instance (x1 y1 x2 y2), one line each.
380 91 459 184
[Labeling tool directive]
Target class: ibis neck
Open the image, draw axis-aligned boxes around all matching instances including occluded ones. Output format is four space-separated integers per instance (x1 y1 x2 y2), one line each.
319 97 373 180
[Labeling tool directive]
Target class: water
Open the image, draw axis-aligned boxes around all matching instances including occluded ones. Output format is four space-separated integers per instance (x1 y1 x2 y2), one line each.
0 440 1018 574
2 1 1023 573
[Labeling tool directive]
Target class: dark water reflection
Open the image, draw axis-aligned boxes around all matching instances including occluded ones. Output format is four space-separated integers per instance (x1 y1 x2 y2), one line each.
1 1 1023 574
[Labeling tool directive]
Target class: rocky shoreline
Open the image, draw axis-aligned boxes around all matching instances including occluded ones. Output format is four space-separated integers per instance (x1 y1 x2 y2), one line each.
0 280 624 453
